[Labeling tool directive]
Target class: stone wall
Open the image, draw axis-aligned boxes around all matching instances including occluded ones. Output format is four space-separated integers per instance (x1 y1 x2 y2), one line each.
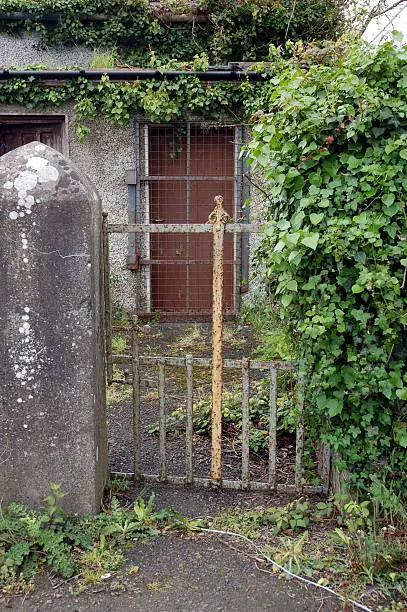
0 32 92 68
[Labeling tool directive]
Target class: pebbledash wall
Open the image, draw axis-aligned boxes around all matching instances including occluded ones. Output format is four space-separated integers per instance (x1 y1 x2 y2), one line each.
0 33 266 314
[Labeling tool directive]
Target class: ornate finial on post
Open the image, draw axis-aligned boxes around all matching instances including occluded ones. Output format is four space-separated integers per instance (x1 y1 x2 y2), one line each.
208 195 230 230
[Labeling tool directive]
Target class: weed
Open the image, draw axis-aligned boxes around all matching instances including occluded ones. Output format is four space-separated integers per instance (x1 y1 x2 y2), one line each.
222 324 245 348
106 383 132 404
209 499 311 539
0 484 89 588
144 390 159 402
111 335 128 353
79 545 124 580
149 377 297 454
89 47 118 68
151 310 161 325
239 294 296 361
378 603 406 611
0 487 189 594
267 531 309 574
332 529 407 587
369 473 407 530
168 512 204 532
173 324 206 352
333 494 372 533
111 303 133 327
146 581 172 591
106 366 132 403
105 475 130 501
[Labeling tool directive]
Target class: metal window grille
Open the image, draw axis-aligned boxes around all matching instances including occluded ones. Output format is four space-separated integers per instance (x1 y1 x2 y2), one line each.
126 122 247 316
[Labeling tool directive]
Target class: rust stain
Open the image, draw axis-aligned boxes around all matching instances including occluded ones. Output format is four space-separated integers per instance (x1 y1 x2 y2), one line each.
208 195 230 485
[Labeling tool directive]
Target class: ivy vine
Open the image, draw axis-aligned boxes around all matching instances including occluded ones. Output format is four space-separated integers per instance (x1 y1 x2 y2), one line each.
246 37 407 496
0 0 347 64
0 65 270 137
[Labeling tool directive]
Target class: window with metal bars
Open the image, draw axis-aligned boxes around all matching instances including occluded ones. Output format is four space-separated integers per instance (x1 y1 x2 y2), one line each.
126 122 249 316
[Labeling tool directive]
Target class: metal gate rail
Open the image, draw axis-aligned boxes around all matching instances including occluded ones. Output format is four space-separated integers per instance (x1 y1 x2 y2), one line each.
108 352 325 494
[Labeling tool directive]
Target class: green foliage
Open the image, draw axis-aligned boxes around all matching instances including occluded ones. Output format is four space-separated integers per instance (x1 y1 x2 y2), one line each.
332 494 372 532
111 301 132 327
245 37 407 496
270 530 309 574
0 0 346 64
0 67 266 135
89 47 118 68
0 0 345 137
104 474 130 499
149 377 298 453
210 498 311 538
369 473 407 528
211 495 406 600
239 293 297 361
111 334 127 352
0 484 88 587
332 528 406 587
0 485 188 593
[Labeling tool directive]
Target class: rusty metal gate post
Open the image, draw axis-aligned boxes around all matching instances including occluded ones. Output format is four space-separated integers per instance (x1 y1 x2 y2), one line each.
208 196 230 485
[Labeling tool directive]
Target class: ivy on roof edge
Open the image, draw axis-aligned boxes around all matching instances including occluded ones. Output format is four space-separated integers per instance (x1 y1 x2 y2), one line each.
0 0 347 65
0 69 271 137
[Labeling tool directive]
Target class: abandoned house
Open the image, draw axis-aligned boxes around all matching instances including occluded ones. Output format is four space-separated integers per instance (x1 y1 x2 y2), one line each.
0 36 257 316
0 1 343 316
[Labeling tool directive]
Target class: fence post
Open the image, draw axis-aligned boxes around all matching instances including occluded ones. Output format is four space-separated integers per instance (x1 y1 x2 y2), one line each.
102 212 113 384
208 195 230 486
131 323 141 482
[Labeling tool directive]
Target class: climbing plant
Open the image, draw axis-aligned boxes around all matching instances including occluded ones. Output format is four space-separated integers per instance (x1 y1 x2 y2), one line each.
246 37 407 496
0 64 269 137
0 0 347 64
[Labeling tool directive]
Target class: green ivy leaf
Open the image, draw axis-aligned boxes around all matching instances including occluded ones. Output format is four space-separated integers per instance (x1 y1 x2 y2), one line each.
393 423 407 448
286 279 298 291
300 233 319 250
327 398 342 417
281 294 293 307
309 213 324 225
396 388 407 400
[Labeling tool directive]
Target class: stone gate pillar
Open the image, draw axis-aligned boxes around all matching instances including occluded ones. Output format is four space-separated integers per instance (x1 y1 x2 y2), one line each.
0 142 107 514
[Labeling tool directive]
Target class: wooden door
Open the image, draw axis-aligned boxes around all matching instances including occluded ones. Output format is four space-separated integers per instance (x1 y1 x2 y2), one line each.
148 125 235 314
0 117 63 156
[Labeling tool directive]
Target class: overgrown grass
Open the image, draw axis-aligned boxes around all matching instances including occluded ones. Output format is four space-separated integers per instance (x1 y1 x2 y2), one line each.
208 495 407 607
173 324 206 353
111 335 127 353
89 47 118 68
